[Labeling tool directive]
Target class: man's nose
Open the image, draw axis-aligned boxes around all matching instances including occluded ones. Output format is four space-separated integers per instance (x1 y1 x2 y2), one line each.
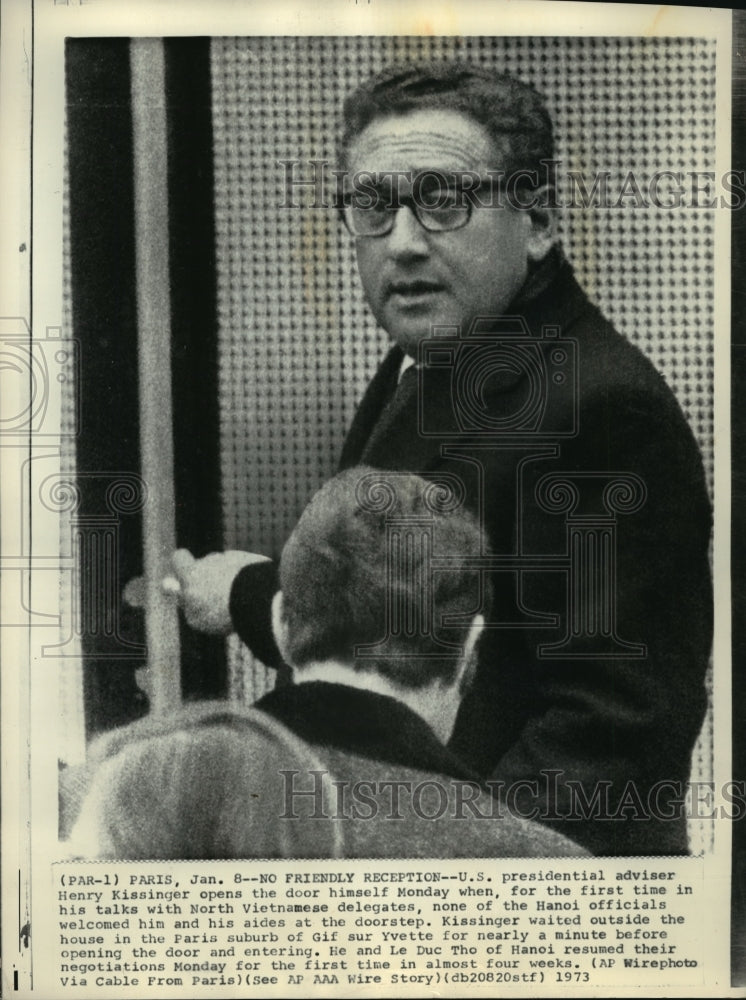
386 205 430 257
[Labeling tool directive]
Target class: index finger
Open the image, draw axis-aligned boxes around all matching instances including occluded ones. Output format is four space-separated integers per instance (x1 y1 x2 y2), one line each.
170 548 195 581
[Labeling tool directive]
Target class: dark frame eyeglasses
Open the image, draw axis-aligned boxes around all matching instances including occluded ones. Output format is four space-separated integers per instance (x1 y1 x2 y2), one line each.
337 175 502 238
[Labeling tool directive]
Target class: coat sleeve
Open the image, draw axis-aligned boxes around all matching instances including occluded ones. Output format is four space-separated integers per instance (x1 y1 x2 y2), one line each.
485 385 712 856
229 559 284 669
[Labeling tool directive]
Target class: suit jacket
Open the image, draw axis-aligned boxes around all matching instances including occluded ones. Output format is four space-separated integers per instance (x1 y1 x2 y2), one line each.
232 257 712 856
255 681 588 858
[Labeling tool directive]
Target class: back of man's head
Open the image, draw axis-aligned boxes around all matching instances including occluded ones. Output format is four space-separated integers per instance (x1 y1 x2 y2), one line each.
278 466 489 688
340 59 554 177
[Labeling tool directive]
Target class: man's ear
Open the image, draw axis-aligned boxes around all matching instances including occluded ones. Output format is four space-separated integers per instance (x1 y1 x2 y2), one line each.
524 189 557 263
454 613 485 695
463 612 485 664
271 591 292 666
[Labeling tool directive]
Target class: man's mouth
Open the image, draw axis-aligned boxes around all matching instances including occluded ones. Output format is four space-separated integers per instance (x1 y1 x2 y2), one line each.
388 280 444 299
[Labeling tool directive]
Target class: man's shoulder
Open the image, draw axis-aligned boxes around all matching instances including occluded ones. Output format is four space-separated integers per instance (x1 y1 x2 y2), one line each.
318 749 588 859
549 267 678 405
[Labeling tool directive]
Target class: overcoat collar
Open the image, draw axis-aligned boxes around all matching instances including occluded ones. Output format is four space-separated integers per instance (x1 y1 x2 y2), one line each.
255 681 481 782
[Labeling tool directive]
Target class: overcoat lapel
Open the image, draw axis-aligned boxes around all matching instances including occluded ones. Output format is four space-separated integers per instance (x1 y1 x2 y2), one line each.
338 347 402 470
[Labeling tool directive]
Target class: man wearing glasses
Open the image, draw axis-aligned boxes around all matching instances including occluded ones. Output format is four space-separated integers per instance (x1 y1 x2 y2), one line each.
172 61 712 856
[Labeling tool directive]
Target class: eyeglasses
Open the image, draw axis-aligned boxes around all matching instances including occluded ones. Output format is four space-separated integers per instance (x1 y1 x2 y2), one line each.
338 177 496 238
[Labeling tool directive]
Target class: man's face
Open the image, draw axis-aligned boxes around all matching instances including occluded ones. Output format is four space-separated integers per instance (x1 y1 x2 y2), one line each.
346 109 532 355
